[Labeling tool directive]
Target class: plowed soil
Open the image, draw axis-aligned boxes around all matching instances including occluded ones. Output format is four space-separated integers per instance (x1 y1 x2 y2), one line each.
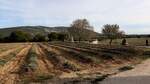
0 42 145 84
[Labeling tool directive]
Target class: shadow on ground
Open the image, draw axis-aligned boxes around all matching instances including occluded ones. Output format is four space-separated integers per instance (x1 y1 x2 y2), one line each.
100 76 150 84
28 76 150 84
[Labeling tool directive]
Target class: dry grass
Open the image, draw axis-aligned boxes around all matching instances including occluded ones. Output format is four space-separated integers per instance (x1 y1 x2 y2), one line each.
99 38 150 46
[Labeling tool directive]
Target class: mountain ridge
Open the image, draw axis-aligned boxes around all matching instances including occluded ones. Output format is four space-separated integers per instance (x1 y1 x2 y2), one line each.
0 26 69 37
0 26 99 37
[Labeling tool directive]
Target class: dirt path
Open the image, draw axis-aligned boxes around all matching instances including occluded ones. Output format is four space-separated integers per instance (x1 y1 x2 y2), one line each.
35 44 55 74
100 59 150 84
0 44 32 84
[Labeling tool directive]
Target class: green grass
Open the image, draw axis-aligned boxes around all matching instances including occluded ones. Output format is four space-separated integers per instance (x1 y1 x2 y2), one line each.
25 45 38 70
22 73 54 84
28 54 37 69
34 74 53 82
99 38 150 46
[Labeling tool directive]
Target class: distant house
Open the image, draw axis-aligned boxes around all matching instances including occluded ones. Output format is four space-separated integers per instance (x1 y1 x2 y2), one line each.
91 39 98 44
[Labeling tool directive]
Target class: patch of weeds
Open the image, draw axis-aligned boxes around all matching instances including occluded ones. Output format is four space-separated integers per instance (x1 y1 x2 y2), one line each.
63 61 79 71
91 75 109 84
28 53 37 69
0 59 7 66
102 53 114 60
0 49 5 52
21 74 54 83
33 74 54 82
119 65 134 72
67 79 80 84
0 52 19 66
36 75 53 81
26 46 38 71
2 49 18 60
87 55 101 64
143 51 150 56
76 73 83 78
4 53 16 61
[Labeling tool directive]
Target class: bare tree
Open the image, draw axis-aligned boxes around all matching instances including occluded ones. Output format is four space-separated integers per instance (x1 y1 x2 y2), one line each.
102 24 125 45
68 19 95 41
71 19 94 31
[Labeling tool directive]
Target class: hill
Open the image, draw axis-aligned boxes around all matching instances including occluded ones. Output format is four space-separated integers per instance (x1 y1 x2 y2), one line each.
0 26 69 37
0 26 100 38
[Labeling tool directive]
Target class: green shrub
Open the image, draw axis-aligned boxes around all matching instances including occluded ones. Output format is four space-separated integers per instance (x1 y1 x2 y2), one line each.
8 30 32 42
33 34 47 42
48 32 68 41
119 65 134 72
63 62 79 71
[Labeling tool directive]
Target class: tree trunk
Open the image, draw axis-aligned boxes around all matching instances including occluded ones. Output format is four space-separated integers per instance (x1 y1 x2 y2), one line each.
79 37 81 43
109 39 113 45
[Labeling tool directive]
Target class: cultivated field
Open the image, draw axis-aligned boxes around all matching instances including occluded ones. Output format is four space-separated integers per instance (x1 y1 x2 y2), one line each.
0 42 148 84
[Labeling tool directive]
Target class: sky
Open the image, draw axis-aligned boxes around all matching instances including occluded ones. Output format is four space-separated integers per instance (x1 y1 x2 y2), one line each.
0 0 150 34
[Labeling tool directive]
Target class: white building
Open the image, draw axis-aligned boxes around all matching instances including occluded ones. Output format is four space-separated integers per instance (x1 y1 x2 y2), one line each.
91 39 98 44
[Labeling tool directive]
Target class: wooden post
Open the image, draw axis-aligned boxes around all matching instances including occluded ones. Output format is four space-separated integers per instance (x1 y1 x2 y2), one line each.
146 39 149 46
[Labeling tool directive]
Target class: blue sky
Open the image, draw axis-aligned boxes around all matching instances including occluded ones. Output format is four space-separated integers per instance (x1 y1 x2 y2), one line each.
0 0 150 34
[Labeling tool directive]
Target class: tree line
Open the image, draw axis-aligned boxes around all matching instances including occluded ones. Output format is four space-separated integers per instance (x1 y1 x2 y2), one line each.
0 18 127 43
0 31 68 42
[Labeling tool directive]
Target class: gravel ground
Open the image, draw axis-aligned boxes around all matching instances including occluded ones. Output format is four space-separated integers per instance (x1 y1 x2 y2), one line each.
100 59 150 84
